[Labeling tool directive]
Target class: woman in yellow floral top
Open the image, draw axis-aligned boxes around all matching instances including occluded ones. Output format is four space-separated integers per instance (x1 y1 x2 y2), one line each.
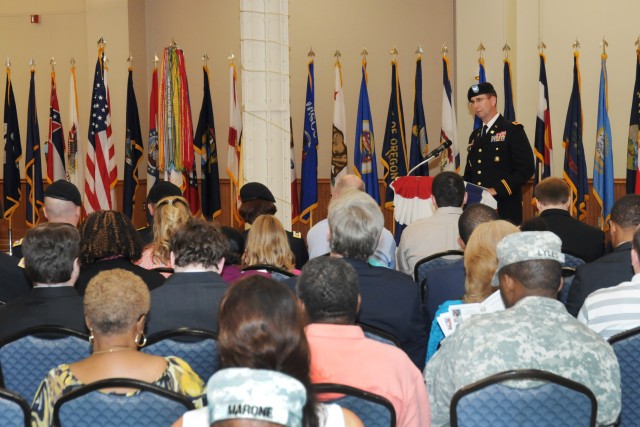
30 268 204 427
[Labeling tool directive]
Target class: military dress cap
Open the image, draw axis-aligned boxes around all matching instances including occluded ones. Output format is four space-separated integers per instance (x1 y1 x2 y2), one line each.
146 181 182 204
491 231 565 287
240 182 276 203
207 368 306 427
44 180 82 206
467 82 497 101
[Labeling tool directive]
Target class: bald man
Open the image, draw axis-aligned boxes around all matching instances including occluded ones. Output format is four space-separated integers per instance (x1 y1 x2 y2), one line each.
306 174 397 268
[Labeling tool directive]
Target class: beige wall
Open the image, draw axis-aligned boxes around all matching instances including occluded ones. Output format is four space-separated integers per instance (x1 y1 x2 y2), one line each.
456 0 640 178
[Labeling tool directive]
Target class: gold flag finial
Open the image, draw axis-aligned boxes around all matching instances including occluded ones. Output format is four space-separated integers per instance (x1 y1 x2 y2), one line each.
6 58 10 68
572 39 581 50
477 42 486 58
361 48 368 58
538 40 547 53
228 52 236 63
202 53 209 65
441 44 448 56
390 45 398 60
635 36 640 48
70 57 76 67
50 57 56 71
600 37 608 55
502 43 511 59
308 47 315 58
29 58 36 71
127 52 134 66
170 38 178 49
415 45 424 56
334 50 341 59
153 53 159 67
97 36 106 48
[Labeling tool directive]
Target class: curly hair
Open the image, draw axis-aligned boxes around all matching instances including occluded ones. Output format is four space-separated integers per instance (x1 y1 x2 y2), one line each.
151 196 191 265
23 223 80 284
463 220 519 303
84 268 150 335
79 210 143 267
170 218 228 268
218 276 318 427
242 215 295 271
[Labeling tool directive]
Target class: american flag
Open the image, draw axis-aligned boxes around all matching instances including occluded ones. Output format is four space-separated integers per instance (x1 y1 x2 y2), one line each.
84 52 116 214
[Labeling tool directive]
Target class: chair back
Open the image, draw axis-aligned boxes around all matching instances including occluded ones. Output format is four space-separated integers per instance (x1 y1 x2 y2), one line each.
357 322 400 347
0 326 90 401
242 264 295 281
609 325 640 426
562 253 586 269
414 250 464 301
558 267 576 305
313 383 396 427
0 388 30 427
450 369 597 427
52 378 195 427
142 328 220 382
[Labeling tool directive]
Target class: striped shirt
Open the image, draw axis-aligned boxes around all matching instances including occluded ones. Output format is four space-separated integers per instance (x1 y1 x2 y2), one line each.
578 273 640 339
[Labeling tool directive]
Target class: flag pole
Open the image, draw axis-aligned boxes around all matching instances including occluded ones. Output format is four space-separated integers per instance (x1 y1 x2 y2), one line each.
8 217 12 255
29 58 36 226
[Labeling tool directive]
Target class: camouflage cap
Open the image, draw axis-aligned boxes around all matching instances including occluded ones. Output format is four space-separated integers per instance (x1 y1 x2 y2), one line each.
207 368 306 427
491 231 565 287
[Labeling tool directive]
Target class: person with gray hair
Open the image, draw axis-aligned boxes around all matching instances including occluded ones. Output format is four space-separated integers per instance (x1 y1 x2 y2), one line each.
326 189 427 369
297 257 431 426
306 174 396 268
425 231 621 426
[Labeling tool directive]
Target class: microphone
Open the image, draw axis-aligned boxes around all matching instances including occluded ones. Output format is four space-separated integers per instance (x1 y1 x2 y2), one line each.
426 139 452 159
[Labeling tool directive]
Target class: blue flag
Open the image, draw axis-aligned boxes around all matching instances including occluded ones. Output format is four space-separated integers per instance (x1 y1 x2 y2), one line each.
299 59 318 224
354 58 380 204
563 51 589 220
627 49 640 194
194 65 221 220
122 69 144 219
26 69 44 227
473 57 486 130
593 53 615 230
381 60 408 210
3 68 21 220
503 58 516 122
409 55 428 176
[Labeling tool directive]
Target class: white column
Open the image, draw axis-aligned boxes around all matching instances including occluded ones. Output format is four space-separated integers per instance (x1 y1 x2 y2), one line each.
240 0 291 229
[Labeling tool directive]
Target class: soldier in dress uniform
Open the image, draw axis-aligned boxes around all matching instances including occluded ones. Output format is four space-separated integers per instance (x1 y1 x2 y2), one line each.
463 82 534 225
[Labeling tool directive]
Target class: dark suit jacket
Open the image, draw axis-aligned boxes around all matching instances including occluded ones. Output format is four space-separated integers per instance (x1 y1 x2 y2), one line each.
423 259 466 330
539 209 605 263
463 115 535 224
0 253 31 302
0 286 86 342
146 271 228 336
76 258 166 295
565 242 634 317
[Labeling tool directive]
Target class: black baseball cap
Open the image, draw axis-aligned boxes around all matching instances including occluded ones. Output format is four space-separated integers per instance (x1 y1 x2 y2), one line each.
44 180 82 206
467 82 497 101
239 182 275 203
147 181 182 204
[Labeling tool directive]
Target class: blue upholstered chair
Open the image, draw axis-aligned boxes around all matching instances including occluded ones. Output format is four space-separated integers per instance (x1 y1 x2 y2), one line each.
414 250 464 302
313 383 396 427
609 325 640 426
52 378 195 427
0 388 30 427
557 253 585 305
0 326 90 401
450 369 597 427
142 328 220 383
562 253 586 269
357 322 400 347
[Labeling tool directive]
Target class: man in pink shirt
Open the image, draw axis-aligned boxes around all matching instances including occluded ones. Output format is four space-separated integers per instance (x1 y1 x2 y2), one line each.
297 257 431 427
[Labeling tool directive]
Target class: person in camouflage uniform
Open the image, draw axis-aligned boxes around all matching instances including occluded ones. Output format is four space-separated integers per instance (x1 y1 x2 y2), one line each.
424 231 621 427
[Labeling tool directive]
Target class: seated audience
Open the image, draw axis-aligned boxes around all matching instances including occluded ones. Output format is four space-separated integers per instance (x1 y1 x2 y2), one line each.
239 182 308 269
12 180 82 259
397 171 467 277
0 223 85 341
138 181 183 245
518 216 549 232
147 218 229 336
76 210 165 294
243 215 300 276
31 269 204 427
0 252 30 303
307 174 396 268
172 276 362 427
534 177 605 262
426 220 518 361
566 194 640 316
424 231 621 427
291 189 426 369
137 195 191 276
579 225 640 338
297 257 430 426
220 226 246 283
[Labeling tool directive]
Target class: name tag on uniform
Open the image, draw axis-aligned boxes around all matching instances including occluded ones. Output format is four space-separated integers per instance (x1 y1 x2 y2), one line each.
491 131 506 142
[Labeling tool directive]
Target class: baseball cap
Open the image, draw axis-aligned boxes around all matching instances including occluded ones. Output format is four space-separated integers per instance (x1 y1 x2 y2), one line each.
44 180 82 206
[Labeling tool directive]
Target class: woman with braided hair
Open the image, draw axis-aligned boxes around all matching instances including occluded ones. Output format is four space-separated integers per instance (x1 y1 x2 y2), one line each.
75 210 166 294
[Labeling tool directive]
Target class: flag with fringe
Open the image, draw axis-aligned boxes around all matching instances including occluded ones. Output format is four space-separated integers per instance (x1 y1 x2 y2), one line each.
147 65 159 194
503 57 516 122
593 53 615 230
299 59 318 224
67 63 83 192
122 68 143 219
331 60 348 190
47 69 65 183
627 48 640 194
290 117 300 224
473 56 487 130
534 52 553 188
409 54 429 176
354 57 380 204
26 69 44 227
562 51 589 220
3 67 21 220
227 62 242 224
441 55 459 172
